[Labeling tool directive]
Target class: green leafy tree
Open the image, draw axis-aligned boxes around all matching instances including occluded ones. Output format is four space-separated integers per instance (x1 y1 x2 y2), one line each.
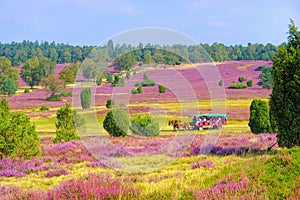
143 50 154 64
258 67 273 89
106 73 113 83
103 108 129 137
0 78 17 96
0 56 19 85
41 74 64 97
82 58 98 80
96 77 102 86
59 62 80 85
130 114 159 136
21 56 56 88
248 99 272 134
54 104 84 143
0 100 40 159
115 53 135 71
270 20 300 147
80 88 92 109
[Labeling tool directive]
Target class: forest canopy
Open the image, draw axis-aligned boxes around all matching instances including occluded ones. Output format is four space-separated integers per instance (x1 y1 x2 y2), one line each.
0 40 278 66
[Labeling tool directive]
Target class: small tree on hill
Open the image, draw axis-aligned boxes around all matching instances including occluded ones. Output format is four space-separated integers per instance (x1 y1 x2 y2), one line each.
80 88 91 109
248 99 272 134
54 104 85 143
0 100 40 159
41 74 64 97
103 108 129 137
0 78 17 96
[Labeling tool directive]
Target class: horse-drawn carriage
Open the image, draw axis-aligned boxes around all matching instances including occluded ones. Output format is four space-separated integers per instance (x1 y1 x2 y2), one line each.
193 113 228 130
169 114 228 131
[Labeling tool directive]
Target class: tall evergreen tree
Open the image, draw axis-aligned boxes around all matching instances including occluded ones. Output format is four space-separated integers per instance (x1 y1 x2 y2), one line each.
270 20 300 147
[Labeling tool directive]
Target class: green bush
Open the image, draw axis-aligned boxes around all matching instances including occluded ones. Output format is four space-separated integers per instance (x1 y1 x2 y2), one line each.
254 65 266 71
46 94 62 101
135 73 155 87
80 87 91 109
0 101 40 159
103 108 129 137
40 106 49 111
53 104 84 143
238 76 246 82
248 99 272 134
54 129 80 143
24 88 30 93
106 99 115 108
246 80 253 87
59 91 73 97
228 84 247 89
0 78 17 96
96 77 102 86
137 86 143 94
218 80 223 86
106 73 113 83
130 114 159 137
158 85 166 93
131 88 138 94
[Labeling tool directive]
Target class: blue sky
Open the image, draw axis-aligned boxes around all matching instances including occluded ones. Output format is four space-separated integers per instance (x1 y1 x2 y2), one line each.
0 0 299 46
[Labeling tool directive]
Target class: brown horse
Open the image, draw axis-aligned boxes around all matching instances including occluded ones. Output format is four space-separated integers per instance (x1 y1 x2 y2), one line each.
168 120 180 130
168 120 189 130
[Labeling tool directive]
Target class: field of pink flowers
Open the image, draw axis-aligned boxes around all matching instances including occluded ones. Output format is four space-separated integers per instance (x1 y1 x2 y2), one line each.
2 61 298 199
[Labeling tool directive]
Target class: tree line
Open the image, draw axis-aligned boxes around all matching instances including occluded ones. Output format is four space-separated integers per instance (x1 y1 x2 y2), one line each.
0 40 278 66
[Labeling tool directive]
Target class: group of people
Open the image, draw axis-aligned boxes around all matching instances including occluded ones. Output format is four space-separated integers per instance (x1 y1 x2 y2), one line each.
192 116 227 130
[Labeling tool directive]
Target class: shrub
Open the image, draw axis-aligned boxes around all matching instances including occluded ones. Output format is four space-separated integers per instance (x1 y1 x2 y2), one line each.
126 71 130 79
46 95 61 101
103 108 129 137
24 88 30 93
106 99 115 108
59 91 73 97
255 65 266 71
137 86 143 93
238 76 246 82
246 80 253 87
80 87 91 109
96 77 102 86
53 104 84 143
158 85 166 93
130 114 160 137
0 103 40 159
248 99 272 134
218 80 223 86
258 67 273 89
0 78 17 96
135 79 155 87
40 106 49 111
131 88 138 94
228 84 247 89
106 73 113 83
